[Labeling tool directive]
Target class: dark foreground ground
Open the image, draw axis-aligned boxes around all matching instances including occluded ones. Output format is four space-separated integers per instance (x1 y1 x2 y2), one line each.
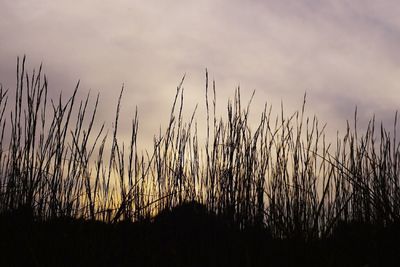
1 203 400 267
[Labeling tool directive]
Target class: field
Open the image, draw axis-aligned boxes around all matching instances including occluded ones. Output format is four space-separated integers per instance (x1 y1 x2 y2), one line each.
1 57 400 266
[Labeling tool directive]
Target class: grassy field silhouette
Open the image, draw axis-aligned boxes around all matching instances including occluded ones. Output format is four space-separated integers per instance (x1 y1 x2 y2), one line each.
1 56 400 266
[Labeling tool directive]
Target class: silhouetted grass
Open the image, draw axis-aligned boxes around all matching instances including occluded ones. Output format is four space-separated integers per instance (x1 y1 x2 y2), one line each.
1 56 400 266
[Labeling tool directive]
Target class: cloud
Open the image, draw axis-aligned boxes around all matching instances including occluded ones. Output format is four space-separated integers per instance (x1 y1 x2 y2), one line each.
1 0 400 146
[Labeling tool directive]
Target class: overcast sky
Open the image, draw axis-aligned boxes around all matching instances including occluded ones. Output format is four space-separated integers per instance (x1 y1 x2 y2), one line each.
1 0 400 148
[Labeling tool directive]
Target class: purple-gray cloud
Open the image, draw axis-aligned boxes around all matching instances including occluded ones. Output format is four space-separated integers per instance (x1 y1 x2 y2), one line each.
1 0 400 147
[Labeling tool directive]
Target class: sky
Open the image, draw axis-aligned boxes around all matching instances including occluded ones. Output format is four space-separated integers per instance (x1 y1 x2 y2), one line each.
1 0 400 148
